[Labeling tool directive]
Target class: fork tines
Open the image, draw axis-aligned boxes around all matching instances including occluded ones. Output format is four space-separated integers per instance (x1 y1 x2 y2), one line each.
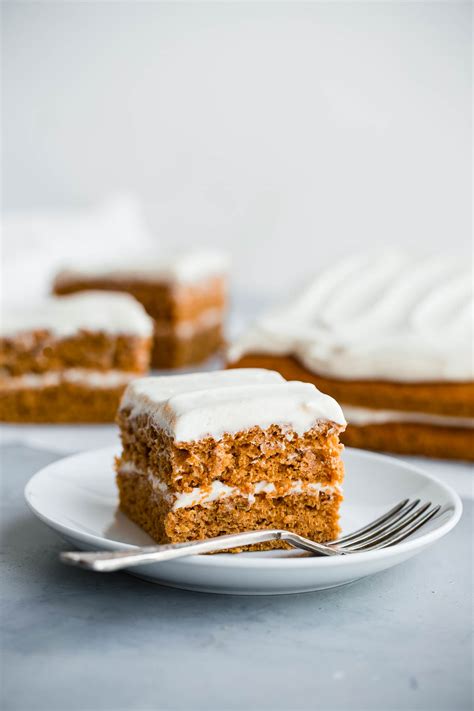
333 499 442 553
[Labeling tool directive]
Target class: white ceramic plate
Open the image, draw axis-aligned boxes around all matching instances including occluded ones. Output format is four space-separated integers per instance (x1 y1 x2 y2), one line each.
24 446 462 595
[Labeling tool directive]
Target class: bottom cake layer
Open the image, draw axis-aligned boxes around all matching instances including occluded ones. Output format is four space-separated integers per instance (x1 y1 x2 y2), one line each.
343 421 474 461
151 323 223 368
0 381 128 423
116 471 343 551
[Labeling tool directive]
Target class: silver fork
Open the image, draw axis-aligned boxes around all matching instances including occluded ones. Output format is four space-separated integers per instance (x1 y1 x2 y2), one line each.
60 498 443 573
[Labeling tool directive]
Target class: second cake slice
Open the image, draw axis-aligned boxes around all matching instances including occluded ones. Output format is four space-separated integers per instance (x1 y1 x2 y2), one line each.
116 369 346 550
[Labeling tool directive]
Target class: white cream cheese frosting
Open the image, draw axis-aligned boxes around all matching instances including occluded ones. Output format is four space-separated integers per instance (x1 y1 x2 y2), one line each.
1 291 154 338
55 249 229 285
170 479 341 510
228 254 474 383
120 368 346 441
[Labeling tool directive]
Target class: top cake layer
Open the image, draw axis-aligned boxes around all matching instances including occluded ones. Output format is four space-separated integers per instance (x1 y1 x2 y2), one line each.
120 368 346 442
228 254 473 383
1 291 154 338
55 249 229 286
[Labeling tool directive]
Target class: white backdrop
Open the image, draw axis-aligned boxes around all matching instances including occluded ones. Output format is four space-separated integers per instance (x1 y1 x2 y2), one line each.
2 1 471 297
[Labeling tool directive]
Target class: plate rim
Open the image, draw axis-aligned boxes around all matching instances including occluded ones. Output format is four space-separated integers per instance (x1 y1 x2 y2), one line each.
24 445 463 569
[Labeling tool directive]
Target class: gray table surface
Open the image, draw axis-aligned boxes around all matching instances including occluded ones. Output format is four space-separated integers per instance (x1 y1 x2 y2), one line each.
1 443 472 711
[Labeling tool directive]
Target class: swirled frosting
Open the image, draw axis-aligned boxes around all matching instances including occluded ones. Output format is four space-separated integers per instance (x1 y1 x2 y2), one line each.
120 368 346 441
229 254 473 382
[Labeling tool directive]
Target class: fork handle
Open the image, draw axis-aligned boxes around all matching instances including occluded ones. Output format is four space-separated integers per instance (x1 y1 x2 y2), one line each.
60 529 338 572
61 530 282 571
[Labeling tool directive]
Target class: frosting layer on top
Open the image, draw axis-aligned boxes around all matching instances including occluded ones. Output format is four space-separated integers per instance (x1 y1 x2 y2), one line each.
120 368 346 441
1 291 154 338
55 249 229 285
228 254 474 382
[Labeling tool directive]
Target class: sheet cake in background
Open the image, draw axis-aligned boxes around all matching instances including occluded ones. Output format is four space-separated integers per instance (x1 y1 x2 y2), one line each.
228 254 474 461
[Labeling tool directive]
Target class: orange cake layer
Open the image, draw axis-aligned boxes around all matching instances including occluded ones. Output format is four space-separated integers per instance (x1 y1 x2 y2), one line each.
1 331 150 376
115 370 346 550
116 413 344 492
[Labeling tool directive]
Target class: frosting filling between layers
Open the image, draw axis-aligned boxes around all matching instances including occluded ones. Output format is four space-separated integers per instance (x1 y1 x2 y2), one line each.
117 461 342 510
343 405 474 429
153 307 224 338
0 369 139 390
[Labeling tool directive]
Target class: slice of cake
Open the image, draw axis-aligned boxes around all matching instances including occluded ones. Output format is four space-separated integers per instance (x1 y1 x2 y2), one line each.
0 291 153 423
228 254 474 461
53 250 229 369
115 369 346 550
